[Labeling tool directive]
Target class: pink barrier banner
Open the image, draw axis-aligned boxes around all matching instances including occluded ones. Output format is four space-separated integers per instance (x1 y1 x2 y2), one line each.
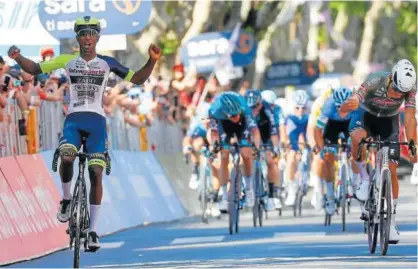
15 154 68 249
0 156 67 265
0 169 28 264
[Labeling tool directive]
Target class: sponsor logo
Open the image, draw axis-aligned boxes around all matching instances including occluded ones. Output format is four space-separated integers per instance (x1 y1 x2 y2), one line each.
69 68 106 75
73 100 85 107
112 0 142 15
70 76 104 85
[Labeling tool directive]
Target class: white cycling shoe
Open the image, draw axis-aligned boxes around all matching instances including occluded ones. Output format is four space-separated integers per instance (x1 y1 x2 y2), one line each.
188 174 199 190
285 183 297 206
265 198 276 211
217 199 228 212
411 164 418 185
355 180 369 202
310 191 323 211
389 216 400 244
325 197 336 215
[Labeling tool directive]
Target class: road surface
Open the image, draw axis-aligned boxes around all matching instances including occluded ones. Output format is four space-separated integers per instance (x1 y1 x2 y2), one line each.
8 180 417 268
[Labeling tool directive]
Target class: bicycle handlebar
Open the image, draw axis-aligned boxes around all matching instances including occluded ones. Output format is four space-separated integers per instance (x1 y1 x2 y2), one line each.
356 139 416 161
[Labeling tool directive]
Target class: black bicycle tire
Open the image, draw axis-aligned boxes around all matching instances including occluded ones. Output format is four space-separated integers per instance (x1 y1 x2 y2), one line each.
229 167 236 235
341 164 347 232
200 164 208 223
380 169 391 256
73 180 83 268
235 167 241 234
253 164 260 227
367 189 378 254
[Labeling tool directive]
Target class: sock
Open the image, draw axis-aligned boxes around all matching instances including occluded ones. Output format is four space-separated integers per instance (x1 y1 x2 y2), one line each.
268 183 274 198
221 184 228 200
326 181 334 198
356 161 369 181
192 163 199 175
393 199 397 214
311 173 321 192
352 173 361 188
245 176 253 190
62 182 72 200
90 204 101 233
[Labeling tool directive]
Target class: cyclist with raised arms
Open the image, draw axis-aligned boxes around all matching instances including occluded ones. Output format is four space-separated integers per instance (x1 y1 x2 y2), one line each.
282 90 310 206
342 59 417 243
313 86 356 215
207 91 261 212
245 90 281 211
8 16 161 251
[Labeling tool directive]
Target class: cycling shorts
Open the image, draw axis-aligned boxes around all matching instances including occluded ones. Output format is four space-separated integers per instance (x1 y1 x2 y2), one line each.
59 112 108 154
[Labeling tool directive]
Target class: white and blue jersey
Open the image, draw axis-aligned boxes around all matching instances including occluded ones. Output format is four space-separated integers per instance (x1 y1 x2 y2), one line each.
285 114 309 150
316 96 354 130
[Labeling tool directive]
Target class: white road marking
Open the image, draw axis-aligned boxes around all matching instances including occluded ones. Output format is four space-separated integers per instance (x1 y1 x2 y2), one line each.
171 236 225 245
99 241 125 249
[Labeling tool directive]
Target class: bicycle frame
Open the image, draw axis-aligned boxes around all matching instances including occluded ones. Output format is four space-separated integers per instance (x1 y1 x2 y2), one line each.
373 147 390 224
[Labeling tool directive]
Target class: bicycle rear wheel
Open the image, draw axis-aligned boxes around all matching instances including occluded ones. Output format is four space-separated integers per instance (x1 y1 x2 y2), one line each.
253 165 260 227
73 180 83 268
235 168 242 234
380 169 392 256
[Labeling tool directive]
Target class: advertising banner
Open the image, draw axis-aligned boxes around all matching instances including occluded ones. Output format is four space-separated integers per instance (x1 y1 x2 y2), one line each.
264 60 320 88
0 0 59 64
180 30 257 73
38 0 152 39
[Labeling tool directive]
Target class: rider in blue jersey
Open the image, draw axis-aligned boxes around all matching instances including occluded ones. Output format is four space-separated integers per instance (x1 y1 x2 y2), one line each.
314 86 356 215
282 90 310 206
208 91 261 212
246 90 282 211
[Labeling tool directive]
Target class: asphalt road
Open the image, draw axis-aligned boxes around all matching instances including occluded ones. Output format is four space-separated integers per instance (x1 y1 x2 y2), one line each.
8 180 417 268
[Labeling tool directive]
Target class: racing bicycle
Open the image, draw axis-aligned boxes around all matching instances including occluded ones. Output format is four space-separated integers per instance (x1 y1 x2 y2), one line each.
357 137 416 256
252 145 269 227
199 145 219 223
52 133 111 268
229 142 244 235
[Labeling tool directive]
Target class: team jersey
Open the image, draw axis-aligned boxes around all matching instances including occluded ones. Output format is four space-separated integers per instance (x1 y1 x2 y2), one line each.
254 101 279 139
285 114 309 138
39 53 135 117
308 88 333 127
356 71 416 117
316 96 353 129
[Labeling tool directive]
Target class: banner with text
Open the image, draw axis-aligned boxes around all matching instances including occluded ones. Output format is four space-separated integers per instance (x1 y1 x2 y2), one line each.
264 60 320 88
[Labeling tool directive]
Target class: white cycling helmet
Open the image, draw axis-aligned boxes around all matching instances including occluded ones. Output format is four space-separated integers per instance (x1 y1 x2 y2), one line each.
392 59 416 93
261 90 277 105
293 89 309 107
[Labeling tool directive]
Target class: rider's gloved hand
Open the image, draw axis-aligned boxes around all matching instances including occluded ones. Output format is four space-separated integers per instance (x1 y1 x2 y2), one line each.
8 45 20 60
312 145 320 155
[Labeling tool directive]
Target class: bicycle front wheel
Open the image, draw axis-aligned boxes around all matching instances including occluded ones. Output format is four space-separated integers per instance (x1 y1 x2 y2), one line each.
73 180 83 268
200 165 208 223
229 167 237 235
380 169 392 256
340 164 347 232
253 165 260 227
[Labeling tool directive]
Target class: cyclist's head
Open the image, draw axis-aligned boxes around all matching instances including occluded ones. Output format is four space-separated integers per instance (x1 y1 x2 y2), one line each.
75 16 101 55
293 89 309 109
261 90 277 105
333 86 353 108
220 93 242 121
245 90 261 108
391 59 416 93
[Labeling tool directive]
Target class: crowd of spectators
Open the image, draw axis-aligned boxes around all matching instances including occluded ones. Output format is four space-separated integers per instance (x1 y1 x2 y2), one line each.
0 48 253 155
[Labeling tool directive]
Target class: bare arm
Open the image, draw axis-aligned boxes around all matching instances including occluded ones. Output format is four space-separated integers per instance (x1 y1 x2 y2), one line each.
14 55 42 76
0 94 6 108
314 126 325 150
404 107 417 145
130 58 157 85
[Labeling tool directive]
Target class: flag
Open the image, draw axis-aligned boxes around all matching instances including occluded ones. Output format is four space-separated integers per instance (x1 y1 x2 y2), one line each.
215 22 242 86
